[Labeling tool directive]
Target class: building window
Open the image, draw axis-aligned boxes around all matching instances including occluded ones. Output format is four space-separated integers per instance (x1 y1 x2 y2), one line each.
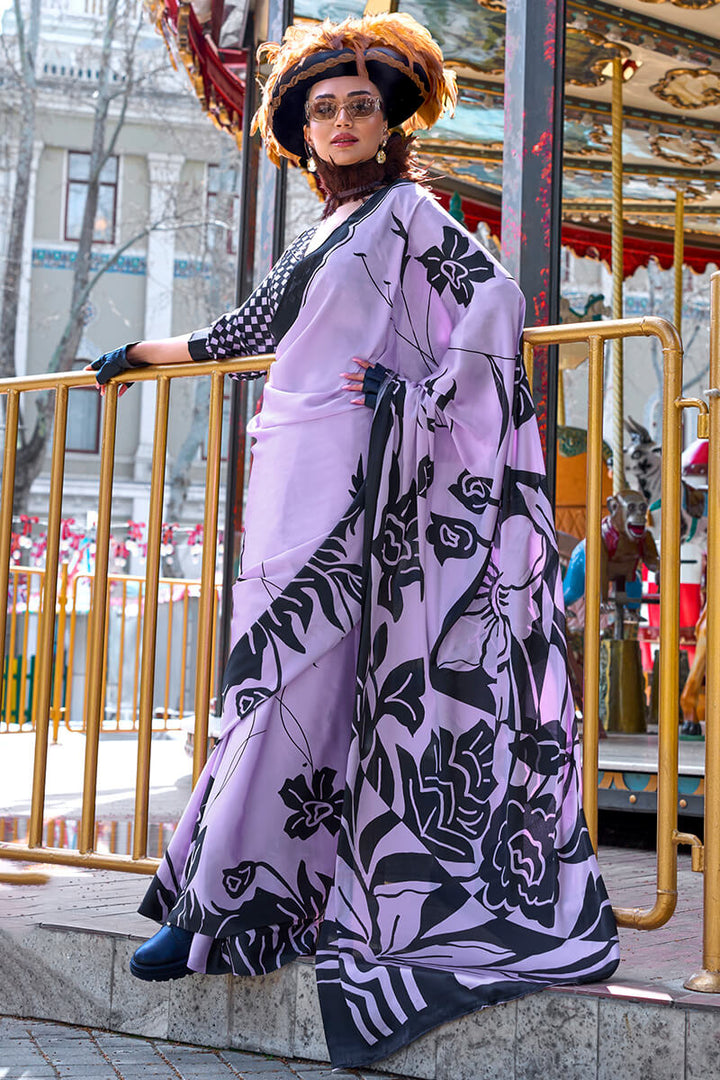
66 360 101 454
206 164 238 255
65 152 118 244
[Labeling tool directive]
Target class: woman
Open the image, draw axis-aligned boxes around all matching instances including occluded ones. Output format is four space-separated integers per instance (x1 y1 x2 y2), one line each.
91 14 619 1069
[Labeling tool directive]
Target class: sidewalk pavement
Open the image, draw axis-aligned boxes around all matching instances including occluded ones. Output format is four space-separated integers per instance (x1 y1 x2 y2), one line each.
0 1017 399 1080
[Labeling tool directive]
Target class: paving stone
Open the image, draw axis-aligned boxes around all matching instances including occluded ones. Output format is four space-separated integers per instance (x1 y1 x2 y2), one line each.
0 1017 33 1038
229 1073 296 1080
92 1035 163 1054
1 1070 56 1079
516 990 598 1080
222 1049 297 1070
156 1044 225 1062
230 962 296 1057
598 998 685 1080
285 1067 339 1079
358 1073 400 1080
0 1050 50 1066
54 1071 118 1079
29 1046 105 1062
92 1046 168 1063
108 1073 178 1080
160 1068 239 1080
155 1045 241 1077
26 1021 91 1038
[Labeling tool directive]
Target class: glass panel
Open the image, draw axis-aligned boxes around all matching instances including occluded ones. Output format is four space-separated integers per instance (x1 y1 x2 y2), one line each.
65 181 86 240
99 156 118 184
94 184 116 243
68 151 90 181
66 156 117 243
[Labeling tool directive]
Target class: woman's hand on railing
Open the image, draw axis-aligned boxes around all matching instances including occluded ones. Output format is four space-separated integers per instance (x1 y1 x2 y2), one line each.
87 343 144 397
87 335 195 396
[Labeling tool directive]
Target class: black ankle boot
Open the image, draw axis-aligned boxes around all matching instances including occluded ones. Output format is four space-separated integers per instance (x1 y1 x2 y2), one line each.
129 924 194 982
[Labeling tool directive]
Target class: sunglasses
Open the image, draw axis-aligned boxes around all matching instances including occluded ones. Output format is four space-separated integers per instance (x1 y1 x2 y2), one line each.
305 94 383 123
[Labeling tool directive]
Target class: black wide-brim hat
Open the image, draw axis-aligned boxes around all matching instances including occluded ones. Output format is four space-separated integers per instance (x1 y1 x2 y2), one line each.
270 47 431 162
253 14 456 169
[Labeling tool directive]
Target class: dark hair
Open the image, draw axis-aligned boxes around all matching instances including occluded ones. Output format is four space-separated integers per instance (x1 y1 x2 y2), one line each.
313 131 427 218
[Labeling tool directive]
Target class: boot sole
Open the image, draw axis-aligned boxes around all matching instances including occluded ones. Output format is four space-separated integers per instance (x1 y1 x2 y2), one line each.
129 957 190 982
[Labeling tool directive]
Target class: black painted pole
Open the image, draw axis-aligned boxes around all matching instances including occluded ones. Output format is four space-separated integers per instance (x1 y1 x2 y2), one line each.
501 0 566 505
216 1 294 704
216 11 258 707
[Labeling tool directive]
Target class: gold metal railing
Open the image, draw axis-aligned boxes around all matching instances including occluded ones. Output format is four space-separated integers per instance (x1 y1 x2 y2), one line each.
685 270 720 991
0 356 273 876
2 567 44 732
525 315 713 948
1 566 218 737
1 305 719 990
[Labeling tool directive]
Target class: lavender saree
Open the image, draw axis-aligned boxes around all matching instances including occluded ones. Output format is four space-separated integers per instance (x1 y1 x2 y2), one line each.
140 181 619 1068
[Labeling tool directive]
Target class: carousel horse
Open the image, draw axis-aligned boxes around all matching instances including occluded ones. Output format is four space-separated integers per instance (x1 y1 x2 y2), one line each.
563 489 659 608
562 491 658 733
625 421 709 736
624 417 707 547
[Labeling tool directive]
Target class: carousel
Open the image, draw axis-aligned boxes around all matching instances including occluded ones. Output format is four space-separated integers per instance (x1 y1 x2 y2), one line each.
147 0 719 815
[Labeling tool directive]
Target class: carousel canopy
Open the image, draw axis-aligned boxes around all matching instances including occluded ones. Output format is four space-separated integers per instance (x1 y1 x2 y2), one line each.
152 0 720 276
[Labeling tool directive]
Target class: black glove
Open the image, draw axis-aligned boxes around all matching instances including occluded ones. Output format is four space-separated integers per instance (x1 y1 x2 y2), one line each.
362 362 391 409
90 342 143 386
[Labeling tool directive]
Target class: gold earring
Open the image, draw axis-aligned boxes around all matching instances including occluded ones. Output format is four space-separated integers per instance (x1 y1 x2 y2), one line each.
375 137 388 165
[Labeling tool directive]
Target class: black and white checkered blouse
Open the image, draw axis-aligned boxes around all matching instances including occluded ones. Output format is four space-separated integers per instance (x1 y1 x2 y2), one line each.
187 228 314 367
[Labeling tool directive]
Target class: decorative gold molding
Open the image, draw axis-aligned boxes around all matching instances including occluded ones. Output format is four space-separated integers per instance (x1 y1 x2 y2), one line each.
649 131 716 167
651 67 720 110
477 0 505 8
566 27 631 88
567 122 612 157
565 195 715 213
638 0 719 9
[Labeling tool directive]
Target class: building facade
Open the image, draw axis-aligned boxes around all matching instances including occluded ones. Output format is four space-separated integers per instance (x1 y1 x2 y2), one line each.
0 0 246 573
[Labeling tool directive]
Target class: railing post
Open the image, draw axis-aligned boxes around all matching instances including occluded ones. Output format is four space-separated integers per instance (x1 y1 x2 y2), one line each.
524 316 683 931
3 574 19 730
0 391 20 719
652 305 684 931
133 376 171 860
28 385 69 848
50 560 69 743
80 382 119 853
64 574 80 731
193 370 225 785
582 334 605 849
685 270 720 991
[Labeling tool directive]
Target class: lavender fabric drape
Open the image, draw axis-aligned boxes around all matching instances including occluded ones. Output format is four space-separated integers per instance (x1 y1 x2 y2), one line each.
140 181 619 1068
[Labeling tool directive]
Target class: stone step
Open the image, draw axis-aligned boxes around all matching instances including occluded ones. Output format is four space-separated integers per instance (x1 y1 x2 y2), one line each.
1 918 719 1080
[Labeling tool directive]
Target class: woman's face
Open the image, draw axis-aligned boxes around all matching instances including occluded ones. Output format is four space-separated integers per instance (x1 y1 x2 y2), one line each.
304 75 387 167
